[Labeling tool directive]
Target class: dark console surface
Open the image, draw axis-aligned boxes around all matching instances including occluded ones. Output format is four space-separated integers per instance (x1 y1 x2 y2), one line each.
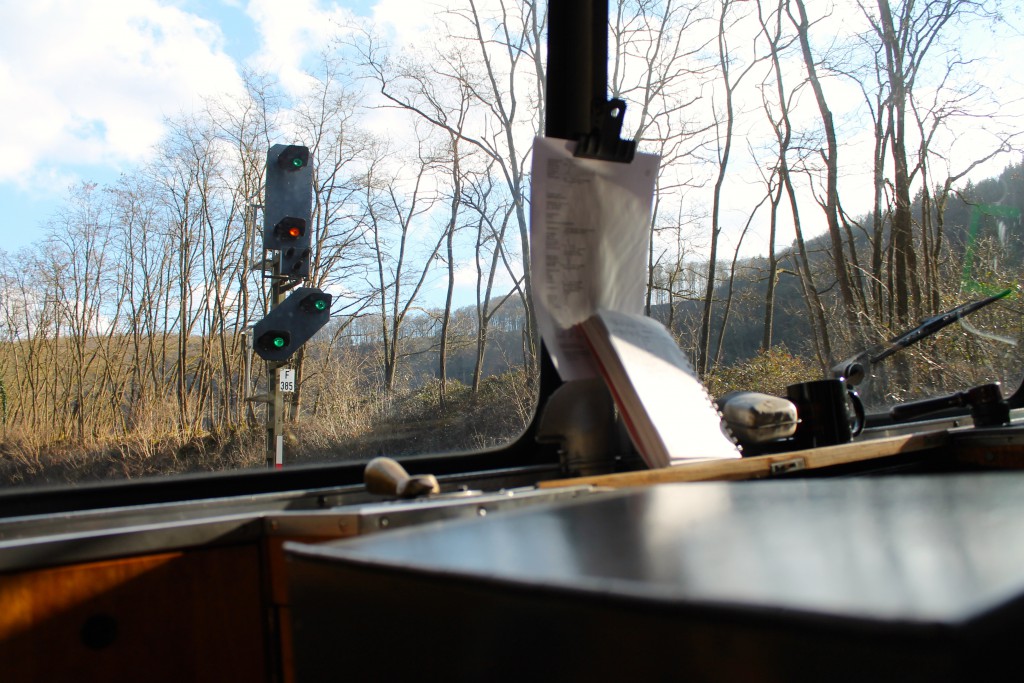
287 474 1024 680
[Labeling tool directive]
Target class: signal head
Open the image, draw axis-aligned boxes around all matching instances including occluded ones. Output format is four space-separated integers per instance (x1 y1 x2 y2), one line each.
257 330 291 354
300 292 331 314
276 145 310 171
275 217 306 240
251 287 331 361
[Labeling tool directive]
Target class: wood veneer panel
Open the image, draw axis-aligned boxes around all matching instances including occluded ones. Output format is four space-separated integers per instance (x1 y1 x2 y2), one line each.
0 544 267 682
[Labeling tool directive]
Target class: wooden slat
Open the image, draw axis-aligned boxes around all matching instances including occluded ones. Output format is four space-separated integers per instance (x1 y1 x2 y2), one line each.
539 431 950 489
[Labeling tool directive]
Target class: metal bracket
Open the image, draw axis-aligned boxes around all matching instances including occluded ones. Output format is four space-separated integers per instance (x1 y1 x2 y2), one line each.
770 458 807 476
535 378 633 476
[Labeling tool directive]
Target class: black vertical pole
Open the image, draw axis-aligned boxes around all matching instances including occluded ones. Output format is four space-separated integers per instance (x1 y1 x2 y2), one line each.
266 272 286 469
545 0 607 140
536 0 610 407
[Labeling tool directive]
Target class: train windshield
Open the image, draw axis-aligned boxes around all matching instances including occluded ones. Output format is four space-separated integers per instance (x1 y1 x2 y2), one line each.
0 0 1022 489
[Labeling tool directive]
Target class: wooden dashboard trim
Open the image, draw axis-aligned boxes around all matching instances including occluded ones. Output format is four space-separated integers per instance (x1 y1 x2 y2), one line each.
539 431 952 488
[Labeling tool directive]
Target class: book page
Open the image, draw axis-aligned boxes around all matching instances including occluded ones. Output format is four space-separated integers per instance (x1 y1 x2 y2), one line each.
530 137 660 381
583 309 741 465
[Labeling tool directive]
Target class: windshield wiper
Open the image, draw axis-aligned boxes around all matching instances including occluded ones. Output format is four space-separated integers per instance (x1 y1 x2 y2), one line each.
832 288 1013 387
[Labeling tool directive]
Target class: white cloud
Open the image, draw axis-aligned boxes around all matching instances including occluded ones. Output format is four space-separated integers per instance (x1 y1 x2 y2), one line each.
0 0 242 188
371 0 436 46
245 0 357 96
453 260 479 288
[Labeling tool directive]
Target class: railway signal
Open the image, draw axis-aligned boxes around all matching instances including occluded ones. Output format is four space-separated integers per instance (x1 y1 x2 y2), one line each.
263 144 313 279
256 143 319 468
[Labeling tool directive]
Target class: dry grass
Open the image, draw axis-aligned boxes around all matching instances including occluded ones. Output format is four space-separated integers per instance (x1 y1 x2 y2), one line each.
0 425 266 486
0 367 536 485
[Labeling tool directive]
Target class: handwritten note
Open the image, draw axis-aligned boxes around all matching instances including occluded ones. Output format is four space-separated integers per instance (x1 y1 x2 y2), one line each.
530 137 661 381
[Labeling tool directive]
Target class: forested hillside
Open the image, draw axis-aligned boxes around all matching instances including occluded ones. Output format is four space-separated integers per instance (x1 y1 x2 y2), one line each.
674 161 1024 372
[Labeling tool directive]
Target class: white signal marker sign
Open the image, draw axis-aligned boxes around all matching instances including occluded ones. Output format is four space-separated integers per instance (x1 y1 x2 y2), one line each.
279 368 295 393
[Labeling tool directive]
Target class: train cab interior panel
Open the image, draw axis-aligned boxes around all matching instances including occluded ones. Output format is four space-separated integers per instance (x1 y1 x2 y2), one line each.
2 0 1024 681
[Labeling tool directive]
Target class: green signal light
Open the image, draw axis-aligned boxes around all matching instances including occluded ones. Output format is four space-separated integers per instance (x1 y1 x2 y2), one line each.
272 336 287 348
275 144 309 172
300 294 330 314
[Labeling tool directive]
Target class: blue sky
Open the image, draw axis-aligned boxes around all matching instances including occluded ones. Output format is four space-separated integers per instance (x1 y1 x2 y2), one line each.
0 0 391 254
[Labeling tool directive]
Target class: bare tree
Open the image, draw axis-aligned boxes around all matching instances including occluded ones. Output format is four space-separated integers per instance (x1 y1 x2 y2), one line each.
354 0 546 371
608 0 718 317
698 0 765 375
857 0 998 325
789 0 864 349
45 183 118 441
462 162 522 393
287 57 376 418
362 133 445 394
713 191 768 367
758 0 832 368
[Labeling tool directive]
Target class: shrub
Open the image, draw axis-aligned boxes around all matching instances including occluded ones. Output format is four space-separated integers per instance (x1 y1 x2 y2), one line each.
704 347 820 398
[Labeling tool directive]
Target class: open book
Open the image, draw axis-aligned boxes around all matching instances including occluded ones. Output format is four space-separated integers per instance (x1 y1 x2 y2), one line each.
578 308 741 468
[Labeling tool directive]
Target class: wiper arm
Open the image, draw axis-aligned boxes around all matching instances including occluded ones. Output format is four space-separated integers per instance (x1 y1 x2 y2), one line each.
833 288 1013 386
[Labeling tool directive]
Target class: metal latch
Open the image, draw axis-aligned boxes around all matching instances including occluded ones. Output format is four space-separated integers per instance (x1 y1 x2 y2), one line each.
770 458 806 476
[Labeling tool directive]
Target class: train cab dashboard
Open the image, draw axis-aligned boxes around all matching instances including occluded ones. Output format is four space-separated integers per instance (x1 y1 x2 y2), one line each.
5 403 1024 681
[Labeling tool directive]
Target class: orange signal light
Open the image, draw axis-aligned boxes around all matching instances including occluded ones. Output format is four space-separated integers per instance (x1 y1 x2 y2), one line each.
274 217 306 241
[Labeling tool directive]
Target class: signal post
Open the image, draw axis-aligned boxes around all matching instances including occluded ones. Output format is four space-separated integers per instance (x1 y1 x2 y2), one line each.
266 272 289 470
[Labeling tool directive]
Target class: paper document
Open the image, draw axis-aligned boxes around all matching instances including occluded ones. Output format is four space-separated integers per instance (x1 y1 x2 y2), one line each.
530 137 661 381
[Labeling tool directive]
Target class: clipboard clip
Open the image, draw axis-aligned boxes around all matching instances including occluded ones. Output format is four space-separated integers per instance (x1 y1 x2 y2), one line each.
573 98 636 163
